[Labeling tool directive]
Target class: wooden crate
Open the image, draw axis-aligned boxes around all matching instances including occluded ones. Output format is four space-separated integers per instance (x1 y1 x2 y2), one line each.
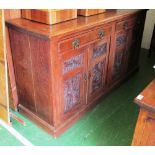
21 9 77 25
78 9 106 17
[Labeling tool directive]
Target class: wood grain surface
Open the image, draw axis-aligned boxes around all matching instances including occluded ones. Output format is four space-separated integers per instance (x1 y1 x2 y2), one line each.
6 10 144 38
132 109 155 145
0 10 10 123
132 79 155 145
21 9 77 25
134 79 155 112
4 9 21 110
78 9 106 16
7 9 147 137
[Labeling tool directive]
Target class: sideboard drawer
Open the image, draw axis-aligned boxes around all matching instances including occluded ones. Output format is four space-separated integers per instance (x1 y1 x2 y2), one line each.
59 25 112 52
116 16 138 32
92 25 112 41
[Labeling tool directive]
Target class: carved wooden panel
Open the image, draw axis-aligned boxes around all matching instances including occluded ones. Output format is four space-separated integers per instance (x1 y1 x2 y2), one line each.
127 43 138 71
92 43 107 59
91 60 105 93
116 35 126 47
112 51 124 79
64 73 81 113
63 54 83 74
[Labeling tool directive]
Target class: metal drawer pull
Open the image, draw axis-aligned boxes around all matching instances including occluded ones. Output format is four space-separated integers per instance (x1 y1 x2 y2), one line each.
123 22 128 30
98 30 105 39
72 39 80 49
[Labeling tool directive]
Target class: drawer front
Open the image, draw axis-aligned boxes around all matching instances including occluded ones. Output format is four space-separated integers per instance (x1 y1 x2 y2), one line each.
58 25 112 52
116 15 141 32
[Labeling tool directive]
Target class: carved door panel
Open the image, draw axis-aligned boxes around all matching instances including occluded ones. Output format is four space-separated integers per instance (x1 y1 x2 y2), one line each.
111 31 128 82
125 26 142 72
112 49 126 80
87 38 110 103
60 47 88 119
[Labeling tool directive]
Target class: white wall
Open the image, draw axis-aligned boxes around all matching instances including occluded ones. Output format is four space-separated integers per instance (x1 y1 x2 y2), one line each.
141 9 155 49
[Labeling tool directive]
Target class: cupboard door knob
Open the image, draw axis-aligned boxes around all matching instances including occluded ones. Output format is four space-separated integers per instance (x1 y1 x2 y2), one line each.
98 30 105 39
72 39 80 49
123 22 128 30
84 73 87 81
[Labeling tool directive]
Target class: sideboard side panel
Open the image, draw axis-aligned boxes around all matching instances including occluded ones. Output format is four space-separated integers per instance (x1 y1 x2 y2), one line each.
29 35 53 125
9 28 36 113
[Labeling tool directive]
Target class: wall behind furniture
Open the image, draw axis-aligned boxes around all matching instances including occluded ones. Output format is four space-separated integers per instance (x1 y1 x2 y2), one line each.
141 9 155 49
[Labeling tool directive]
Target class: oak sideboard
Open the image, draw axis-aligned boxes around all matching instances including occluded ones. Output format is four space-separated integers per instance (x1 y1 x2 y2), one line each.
6 9 147 137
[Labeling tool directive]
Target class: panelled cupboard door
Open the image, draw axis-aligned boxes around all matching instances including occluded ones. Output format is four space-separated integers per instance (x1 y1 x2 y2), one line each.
125 26 142 72
87 37 110 103
60 47 88 120
0 10 10 123
111 31 127 82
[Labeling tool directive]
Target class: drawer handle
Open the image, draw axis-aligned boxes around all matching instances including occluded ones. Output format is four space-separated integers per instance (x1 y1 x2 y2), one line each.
72 39 80 49
98 30 105 39
123 22 128 30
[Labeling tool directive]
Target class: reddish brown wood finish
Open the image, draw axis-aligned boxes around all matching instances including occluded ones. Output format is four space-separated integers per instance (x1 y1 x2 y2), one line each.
132 80 155 146
132 109 155 146
77 9 106 17
4 9 21 110
87 36 111 104
6 10 145 38
107 10 146 85
7 10 147 137
22 9 77 25
132 79 155 145
135 79 155 113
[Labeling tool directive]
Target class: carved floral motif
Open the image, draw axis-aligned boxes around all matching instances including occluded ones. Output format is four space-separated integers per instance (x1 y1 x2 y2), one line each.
64 73 81 113
116 35 126 47
112 51 123 79
91 61 105 93
93 43 107 59
63 54 83 74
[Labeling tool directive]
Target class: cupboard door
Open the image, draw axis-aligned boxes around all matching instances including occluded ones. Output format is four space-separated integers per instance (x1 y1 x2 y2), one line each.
125 26 142 72
111 31 127 82
60 47 88 119
112 49 125 80
88 38 110 103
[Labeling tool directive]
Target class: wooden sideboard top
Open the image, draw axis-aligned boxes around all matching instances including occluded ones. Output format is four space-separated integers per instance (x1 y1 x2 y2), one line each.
134 79 155 113
6 9 145 38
